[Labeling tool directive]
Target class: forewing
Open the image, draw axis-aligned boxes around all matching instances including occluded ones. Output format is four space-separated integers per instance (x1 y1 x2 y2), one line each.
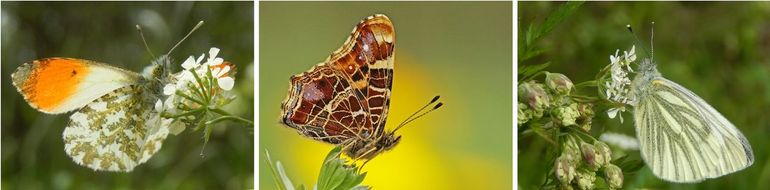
63 85 169 172
633 78 753 182
11 58 140 114
323 14 395 135
280 14 395 144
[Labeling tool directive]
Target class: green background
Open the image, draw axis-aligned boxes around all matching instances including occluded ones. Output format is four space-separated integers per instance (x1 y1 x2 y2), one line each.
1 2 253 189
519 2 770 189
260 2 512 189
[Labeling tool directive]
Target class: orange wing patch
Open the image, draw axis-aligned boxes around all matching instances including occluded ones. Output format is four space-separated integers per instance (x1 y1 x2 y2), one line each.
12 58 90 113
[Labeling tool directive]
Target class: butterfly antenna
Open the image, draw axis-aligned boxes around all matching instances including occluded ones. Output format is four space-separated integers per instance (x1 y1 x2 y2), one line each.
136 24 157 59
391 95 443 133
650 21 655 61
167 20 204 55
626 24 653 59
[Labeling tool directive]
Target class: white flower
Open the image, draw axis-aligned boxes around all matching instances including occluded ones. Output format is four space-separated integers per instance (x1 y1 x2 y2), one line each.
607 107 625 123
160 47 236 112
604 46 637 122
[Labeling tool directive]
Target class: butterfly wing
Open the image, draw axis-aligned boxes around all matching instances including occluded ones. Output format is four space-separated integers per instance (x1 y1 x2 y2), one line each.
63 85 169 171
633 77 754 182
12 58 140 114
280 14 396 143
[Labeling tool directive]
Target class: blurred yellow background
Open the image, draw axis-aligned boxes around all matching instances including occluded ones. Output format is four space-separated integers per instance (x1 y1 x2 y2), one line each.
260 2 512 189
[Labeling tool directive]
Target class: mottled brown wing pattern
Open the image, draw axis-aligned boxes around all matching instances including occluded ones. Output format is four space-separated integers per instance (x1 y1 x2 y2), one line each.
281 14 395 145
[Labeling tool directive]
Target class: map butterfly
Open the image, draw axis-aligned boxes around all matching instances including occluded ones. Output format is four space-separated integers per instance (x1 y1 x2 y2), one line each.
280 14 442 163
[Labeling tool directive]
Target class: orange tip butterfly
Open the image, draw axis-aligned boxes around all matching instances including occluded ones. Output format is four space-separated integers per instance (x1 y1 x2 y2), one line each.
11 21 205 172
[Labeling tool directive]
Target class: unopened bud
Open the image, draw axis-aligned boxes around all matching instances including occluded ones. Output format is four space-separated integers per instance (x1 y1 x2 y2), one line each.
518 81 550 111
580 142 600 171
518 103 531 126
594 141 612 166
604 164 624 189
554 155 575 184
575 169 596 190
545 72 574 95
554 103 580 126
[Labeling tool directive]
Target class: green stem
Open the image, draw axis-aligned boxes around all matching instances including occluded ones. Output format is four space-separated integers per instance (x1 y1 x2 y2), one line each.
574 80 597 89
176 91 207 106
206 115 254 126
211 108 254 126
190 68 211 102
164 108 204 118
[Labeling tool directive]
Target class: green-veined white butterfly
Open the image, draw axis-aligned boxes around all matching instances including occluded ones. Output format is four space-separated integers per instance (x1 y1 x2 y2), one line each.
630 56 754 183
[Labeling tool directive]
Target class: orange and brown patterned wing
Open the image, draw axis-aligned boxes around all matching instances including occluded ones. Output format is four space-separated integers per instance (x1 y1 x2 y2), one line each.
281 14 396 144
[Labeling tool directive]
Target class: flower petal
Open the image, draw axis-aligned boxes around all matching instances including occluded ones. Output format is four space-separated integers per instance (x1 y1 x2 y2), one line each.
155 100 163 112
163 84 177 95
218 77 234 91
209 47 220 59
181 56 198 70
209 57 224 66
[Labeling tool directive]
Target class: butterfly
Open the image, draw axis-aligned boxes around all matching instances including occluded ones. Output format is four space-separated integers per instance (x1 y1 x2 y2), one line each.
631 56 754 182
10 22 207 172
280 14 442 165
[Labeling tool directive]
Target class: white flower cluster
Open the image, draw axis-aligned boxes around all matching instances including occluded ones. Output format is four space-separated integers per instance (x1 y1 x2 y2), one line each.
154 47 236 134
605 46 636 123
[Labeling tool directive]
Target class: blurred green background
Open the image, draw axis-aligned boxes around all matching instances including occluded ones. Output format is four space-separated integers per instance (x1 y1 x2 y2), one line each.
1 2 253 189
260 2 512 189
519 2 770 189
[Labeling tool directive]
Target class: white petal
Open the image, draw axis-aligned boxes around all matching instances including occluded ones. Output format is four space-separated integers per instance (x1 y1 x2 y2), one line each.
607 108 619 118
181 56 198 70
209 47 220 59
218 77 234 91
165 95 176 110
163 84 177 95
209 57 224 66
219 65 231 76
211 67 223 77
155 100 163 112
196 53 205 65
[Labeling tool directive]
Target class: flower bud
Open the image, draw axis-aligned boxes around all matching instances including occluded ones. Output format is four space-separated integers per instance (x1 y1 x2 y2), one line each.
518 103 531 126
575 169 596 190
554 103 580 126
518 81 550 111
594 141 612 166
545 72 574 95
575 103 594 132
604 164 624 189
580 142 600 171
554 155 575 184
562 136 581 163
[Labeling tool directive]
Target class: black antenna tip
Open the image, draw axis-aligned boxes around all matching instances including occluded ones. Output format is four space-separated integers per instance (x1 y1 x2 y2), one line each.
431 95 440 103
626 24 633 33
433 102 443 109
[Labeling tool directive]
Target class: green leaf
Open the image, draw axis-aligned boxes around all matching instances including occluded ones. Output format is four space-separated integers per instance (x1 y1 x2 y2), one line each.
613 156 645 173
315 146 368 190
528 1 585 48
521 48 545 61
531 123 557 145
264 149 292 190
519 61 551 80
